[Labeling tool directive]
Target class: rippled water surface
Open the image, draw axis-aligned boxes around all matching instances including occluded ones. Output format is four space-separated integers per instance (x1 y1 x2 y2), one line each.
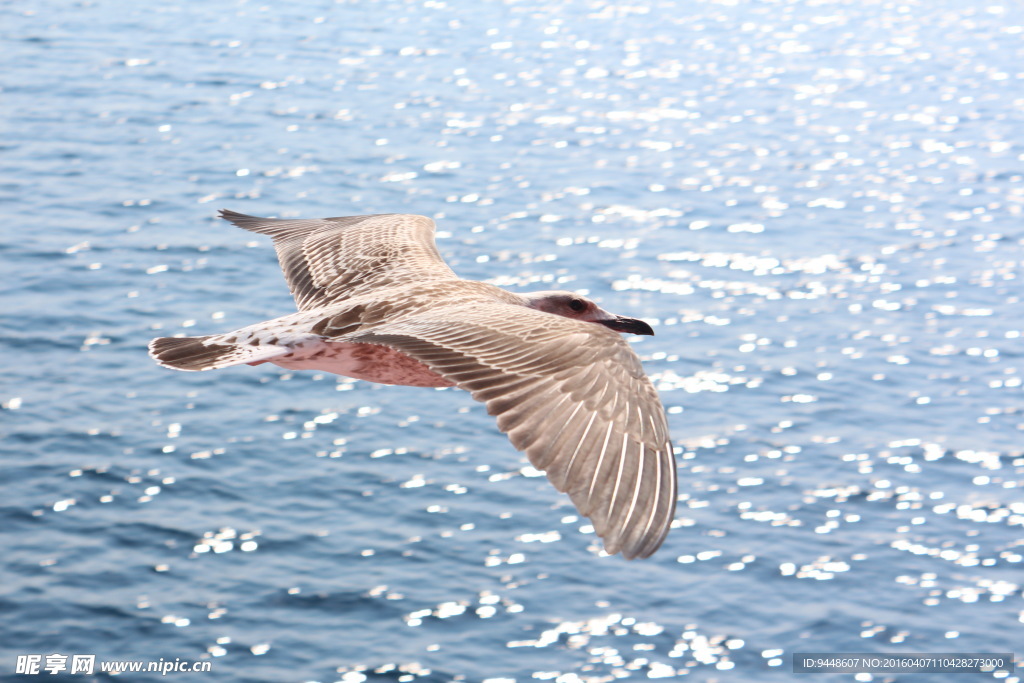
2 0 1022 681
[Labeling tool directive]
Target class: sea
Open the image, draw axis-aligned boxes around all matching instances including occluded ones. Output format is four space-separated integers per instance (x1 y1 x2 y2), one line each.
1 0 1022 681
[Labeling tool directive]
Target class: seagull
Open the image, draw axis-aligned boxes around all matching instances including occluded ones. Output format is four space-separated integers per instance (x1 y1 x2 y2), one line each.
149 210 676 559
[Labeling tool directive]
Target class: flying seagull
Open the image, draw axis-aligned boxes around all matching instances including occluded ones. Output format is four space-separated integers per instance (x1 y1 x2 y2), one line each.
149 210 677 559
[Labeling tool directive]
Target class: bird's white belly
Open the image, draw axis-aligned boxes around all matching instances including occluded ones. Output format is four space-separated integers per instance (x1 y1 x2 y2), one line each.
271 341 453 388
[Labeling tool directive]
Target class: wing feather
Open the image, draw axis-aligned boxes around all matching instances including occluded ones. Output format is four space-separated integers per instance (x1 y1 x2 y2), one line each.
219 210 458 310
350 304 676 559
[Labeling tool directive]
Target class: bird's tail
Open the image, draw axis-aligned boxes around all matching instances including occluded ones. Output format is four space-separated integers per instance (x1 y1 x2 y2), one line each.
148 334 286 371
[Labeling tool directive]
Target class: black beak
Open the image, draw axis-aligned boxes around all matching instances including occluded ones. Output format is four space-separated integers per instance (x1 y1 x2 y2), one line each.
599 316 655 336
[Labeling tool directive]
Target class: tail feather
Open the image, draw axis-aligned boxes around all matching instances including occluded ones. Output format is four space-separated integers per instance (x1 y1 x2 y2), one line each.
149 335 285 371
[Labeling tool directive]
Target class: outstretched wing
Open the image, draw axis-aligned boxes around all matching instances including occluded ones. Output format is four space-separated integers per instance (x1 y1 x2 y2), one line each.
350 304 677 559
220 210 458 310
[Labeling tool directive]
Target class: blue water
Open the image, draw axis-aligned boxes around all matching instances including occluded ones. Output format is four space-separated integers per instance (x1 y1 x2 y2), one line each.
2 0 1022 681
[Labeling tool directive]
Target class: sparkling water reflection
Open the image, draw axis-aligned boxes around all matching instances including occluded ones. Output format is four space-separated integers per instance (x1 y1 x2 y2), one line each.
2 0 1022 681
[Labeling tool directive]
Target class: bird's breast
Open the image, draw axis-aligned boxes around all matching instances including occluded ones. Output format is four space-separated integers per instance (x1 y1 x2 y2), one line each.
271 340 453 388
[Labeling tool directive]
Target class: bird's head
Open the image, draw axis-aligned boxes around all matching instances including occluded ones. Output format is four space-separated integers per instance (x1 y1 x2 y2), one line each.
522 291 654 336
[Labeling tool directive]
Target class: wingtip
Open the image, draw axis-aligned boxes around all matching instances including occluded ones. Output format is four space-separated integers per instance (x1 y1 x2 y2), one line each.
595 533 662 560
602 527 666 560
218 209 279 233
621 533 667 560
218 208 251 224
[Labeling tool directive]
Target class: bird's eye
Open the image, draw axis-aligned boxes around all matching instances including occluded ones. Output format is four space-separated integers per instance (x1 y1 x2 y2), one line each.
568 298 586 312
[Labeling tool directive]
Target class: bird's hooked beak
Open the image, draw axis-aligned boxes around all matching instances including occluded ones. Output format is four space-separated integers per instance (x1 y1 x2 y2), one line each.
598 316 655 336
